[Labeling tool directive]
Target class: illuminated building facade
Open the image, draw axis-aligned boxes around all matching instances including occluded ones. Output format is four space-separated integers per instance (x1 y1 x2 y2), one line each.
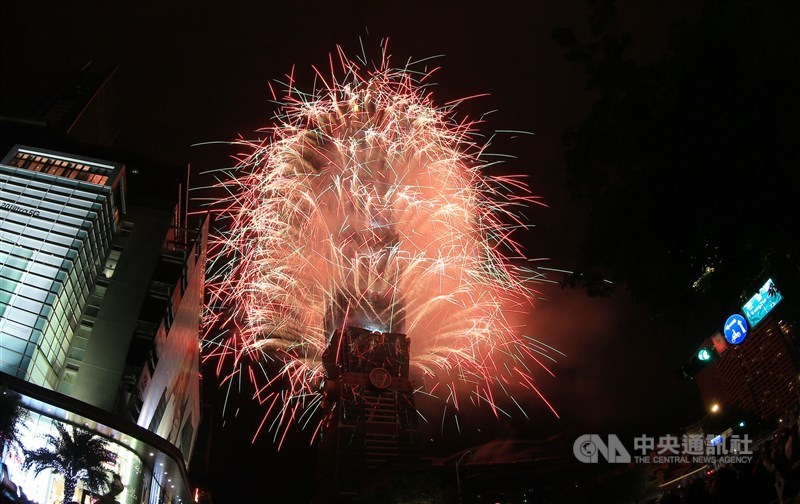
696 315 798 420
694 279 798 422
0 141 207 504
316 326 422 501
1 146 122 389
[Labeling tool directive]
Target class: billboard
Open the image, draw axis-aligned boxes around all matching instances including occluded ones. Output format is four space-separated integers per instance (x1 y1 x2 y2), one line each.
742 279 782 328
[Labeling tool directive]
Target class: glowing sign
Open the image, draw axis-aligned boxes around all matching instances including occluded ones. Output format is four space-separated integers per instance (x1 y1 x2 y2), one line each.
742 279 782 327
724 314 749 345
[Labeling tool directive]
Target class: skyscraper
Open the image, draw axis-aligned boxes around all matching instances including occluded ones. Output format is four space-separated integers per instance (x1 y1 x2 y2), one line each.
316 325 422 501
692 279 798 422
0 66 207 504
1 145 123 390
695 316 798 421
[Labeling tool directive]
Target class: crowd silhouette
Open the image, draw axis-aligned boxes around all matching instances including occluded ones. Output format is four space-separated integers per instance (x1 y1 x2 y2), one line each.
655 408 800 504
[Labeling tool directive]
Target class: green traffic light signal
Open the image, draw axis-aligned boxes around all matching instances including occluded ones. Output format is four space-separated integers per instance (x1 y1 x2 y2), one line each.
681 346 718 379
698 348 712 361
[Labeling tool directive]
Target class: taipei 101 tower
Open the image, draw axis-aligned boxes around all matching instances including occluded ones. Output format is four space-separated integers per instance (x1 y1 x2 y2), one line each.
315 152 422 500
206 56 551 502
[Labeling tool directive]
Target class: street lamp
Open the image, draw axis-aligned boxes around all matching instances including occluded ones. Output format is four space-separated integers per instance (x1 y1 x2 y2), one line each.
684 402 722 436
455 450 472 504
698 403 721 430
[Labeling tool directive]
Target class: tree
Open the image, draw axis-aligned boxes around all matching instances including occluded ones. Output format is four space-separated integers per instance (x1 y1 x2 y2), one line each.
0 386 27 457
22 422 117 504
553 1 800 331
354 469 454 504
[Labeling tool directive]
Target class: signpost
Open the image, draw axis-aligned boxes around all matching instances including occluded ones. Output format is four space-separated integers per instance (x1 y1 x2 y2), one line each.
742 279 782 327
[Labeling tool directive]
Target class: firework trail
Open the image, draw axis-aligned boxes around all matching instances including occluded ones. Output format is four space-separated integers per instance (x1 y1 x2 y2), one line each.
203 45 561 444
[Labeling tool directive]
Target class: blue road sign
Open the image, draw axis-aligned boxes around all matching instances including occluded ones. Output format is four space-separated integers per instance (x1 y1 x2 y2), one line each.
742 279 783 328
724 314 749 345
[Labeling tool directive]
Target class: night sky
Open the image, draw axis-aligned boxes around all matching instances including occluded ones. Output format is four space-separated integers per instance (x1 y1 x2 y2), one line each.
1 1 708 501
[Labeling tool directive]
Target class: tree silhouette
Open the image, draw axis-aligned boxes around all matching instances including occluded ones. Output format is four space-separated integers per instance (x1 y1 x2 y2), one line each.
0 386 27 456
553 1 800 332
22 422 117 504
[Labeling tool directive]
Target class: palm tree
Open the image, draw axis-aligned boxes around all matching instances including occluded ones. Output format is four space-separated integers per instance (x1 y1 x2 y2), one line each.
22 422 117 504
0 386 27 457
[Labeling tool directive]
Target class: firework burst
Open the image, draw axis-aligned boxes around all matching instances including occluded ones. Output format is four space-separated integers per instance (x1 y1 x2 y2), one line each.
203 46 560 445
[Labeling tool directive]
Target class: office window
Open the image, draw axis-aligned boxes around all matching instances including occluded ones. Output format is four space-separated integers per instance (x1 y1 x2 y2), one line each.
8 151 110 186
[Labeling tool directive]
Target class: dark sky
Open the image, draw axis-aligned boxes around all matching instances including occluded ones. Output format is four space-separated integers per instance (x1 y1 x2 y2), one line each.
1 1 706 501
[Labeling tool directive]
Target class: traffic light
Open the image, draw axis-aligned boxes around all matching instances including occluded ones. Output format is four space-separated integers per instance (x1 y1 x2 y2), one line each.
680 346 719 379
697 348 714 362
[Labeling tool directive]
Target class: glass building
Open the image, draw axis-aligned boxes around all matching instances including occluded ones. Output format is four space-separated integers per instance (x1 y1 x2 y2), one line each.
1 143 208 504
0 145 124 389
